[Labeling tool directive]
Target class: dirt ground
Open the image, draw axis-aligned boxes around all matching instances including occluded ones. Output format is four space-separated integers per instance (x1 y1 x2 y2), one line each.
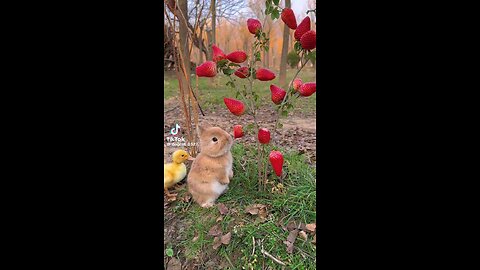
164 98 316 164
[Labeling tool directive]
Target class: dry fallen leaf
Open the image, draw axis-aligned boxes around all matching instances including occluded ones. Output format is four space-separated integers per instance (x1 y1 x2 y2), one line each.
299 222 307 231
305 223 316 233
167 257 182 270
217 203 229 215
182 194 191 202
299 230 308 241
282 229 300 254
258 208 268 221
216 216 223 222
212 236 222 250
287 229 299 243
166 195 177 202
192 231 199 242
284 240 294 254
245 205 259 215
286 221 298 231
208 224 222 237
245 204 268 220
220 232 231 245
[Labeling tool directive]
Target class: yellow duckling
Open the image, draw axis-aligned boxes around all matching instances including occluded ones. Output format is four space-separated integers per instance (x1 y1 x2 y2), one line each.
164 150 194 197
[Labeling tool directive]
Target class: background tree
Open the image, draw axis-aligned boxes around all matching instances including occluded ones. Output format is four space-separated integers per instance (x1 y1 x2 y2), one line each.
278 0 291 86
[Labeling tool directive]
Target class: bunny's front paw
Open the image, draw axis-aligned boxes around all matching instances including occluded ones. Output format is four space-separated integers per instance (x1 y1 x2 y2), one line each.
201 201 214 208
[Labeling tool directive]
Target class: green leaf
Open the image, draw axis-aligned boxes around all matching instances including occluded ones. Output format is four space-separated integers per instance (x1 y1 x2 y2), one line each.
265 1 271 14
228 62 241 67
273 0 280 5
294 42 302 53
272 8 280 20
281 110 289 117
222 68 235 75
255 52 261 62
278 123 283 129
235 91 240 98
307 50 316 60
166 248 174 257
217 59 228 67
287 103 294 110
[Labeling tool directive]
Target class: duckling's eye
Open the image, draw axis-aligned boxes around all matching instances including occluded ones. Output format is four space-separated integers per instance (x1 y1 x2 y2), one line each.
212 137 218 142
181 155 185 157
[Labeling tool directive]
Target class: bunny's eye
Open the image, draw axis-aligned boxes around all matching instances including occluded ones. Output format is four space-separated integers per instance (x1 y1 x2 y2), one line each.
212 137 218 142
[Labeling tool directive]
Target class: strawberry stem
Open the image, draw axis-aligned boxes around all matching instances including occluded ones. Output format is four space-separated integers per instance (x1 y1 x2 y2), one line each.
271 50 310 144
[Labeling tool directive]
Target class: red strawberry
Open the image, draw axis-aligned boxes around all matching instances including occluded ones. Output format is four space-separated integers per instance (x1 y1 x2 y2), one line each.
234 67 250 78
226 51 247 63
258 128 271 144
247 18 262 34
255 68 276 81
223 98 246 116
298 82 316 97
281 8 297 30
195 61 217 77
233 125 244 139
212 44 226 62
294 17 311 41
293 78 303 91
269 151 284 177
269 85 287 105
300 30 316 50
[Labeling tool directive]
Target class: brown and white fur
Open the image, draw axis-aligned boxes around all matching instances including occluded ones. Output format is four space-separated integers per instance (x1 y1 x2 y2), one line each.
187 123 233 208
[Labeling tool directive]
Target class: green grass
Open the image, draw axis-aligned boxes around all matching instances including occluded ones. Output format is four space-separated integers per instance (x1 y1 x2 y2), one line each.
171 143 316 269
164 68 317 113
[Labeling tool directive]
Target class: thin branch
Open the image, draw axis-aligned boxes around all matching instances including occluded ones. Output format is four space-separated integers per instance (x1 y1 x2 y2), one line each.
260 245 286 266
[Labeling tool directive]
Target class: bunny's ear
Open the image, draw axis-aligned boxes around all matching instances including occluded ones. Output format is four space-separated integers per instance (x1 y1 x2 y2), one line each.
197 122 212 135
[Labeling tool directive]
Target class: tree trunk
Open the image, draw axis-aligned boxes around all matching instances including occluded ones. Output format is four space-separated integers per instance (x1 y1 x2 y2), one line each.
206 29 213 60
208 0 216 86
179 0 190 75
211 0 216 47
279 0 291 87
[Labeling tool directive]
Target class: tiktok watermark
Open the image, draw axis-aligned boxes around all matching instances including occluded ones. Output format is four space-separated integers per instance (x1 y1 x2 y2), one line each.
164 123 199 147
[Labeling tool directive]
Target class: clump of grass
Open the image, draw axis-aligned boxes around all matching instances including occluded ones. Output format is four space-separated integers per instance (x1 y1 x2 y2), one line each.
174 143 316 269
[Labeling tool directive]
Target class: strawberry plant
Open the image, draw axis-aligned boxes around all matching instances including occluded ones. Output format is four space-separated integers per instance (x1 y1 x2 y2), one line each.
195 0 316 191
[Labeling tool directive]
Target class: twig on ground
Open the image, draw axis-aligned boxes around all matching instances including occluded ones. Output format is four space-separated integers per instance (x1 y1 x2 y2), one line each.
183 198 193 212
251 236 255 256
294 246 316 260
260 243 286 266
164 106 179 114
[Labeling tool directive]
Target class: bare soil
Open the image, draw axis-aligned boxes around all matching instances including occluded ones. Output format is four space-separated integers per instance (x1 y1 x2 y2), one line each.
163 98 317 164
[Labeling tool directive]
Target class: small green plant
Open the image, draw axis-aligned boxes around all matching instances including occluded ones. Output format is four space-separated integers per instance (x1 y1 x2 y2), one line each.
287 51 300 68
165 248 174 257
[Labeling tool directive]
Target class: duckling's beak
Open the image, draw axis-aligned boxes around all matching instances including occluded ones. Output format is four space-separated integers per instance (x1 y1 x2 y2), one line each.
187 156 195 161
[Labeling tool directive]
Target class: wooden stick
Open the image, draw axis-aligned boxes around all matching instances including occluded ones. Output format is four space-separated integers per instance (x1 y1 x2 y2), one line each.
260 246 286 266
251 236 255 256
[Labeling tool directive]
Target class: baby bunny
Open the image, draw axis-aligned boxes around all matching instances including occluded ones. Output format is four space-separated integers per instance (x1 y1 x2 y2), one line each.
187 122 234 208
